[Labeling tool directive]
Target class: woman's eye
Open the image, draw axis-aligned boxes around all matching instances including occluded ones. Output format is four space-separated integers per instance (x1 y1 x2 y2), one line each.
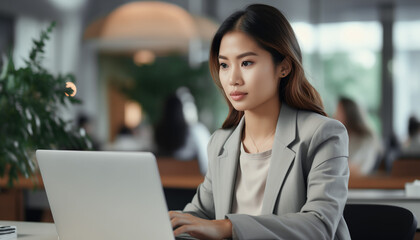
241 61 253 67
220 63 228 69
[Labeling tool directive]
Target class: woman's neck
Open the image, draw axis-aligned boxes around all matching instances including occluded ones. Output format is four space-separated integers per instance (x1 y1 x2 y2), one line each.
242 101 281 153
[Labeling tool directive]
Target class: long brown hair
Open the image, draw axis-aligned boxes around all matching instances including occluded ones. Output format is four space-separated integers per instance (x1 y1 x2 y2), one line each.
209 4 326 129
338 96 372 137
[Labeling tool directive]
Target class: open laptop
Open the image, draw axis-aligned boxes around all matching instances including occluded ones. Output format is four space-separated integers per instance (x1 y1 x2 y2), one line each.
36 150 191 240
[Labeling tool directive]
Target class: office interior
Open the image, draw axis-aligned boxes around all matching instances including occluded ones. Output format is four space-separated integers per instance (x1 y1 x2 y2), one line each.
1 0 420 237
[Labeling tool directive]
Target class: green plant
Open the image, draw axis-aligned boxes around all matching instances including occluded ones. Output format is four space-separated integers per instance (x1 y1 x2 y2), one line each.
0 22 91 187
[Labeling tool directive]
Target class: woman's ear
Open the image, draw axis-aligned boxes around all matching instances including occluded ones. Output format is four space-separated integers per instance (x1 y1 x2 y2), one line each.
277 57 292 78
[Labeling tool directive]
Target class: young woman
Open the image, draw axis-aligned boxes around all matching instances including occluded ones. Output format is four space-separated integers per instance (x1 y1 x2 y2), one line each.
170 4 350 240
335 96 382 175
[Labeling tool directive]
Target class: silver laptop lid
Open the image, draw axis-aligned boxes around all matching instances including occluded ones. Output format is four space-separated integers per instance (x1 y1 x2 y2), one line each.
36 150 174 240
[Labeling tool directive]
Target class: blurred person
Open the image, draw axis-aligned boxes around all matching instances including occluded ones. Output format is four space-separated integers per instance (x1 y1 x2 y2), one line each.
104 125 138 151
154 90 210 175
382 131 401 172
169 4 350 240
104 122 154 152
175 87 211 175
135 116 155 152
335 96 383 175
401 115 420 156
406 116 420 146
77 113 101 150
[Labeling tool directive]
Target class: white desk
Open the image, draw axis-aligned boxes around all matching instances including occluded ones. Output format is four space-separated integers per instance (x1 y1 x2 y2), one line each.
347 189 420 229
2 191 419 238
0 220 57 240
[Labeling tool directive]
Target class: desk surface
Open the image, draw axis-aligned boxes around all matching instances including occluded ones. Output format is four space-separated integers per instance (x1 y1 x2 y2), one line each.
348 174 420 189
2 157 418 190
348 189 420 201
0 221 199 240
2 191 420 237
157 158 204 189
0 220 57 240
0 158 204 190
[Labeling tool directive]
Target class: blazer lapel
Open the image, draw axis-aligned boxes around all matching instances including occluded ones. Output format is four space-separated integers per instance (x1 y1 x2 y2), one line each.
216 118 244 218
261 104 297 214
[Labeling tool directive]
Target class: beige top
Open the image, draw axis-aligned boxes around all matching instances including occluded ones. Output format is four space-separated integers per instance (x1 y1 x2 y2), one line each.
231 142 272 215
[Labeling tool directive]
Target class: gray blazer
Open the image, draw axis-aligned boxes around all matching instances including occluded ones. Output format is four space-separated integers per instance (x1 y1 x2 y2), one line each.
184 104 351 240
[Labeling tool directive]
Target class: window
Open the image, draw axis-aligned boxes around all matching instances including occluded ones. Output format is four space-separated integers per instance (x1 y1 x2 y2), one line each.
294 21 382 134
394 21 420 140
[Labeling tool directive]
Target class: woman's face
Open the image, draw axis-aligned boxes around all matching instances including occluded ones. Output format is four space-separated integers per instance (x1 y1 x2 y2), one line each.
218 31 284 113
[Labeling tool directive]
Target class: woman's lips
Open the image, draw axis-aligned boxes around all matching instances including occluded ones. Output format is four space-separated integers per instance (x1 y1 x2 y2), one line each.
230 91 247 101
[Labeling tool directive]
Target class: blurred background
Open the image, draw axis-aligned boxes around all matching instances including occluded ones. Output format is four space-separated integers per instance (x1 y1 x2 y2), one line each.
2 0 420 149
1 0 420 149
1 0 420 223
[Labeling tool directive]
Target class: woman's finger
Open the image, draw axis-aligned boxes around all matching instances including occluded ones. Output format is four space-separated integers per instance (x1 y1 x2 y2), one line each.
171 215 193 229
168 211 183 219
174 224 195 236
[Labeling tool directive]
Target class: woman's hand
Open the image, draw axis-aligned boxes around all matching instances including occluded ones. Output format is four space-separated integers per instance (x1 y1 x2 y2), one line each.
169 211 232 240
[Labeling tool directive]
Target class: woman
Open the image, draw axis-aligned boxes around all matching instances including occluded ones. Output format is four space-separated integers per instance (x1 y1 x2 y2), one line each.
155 93 190 156
335 96 382 175
403 116 420 153
155 90 211 175
170 4 350 240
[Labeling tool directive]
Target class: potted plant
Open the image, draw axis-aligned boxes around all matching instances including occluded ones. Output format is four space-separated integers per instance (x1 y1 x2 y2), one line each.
0 23 91 187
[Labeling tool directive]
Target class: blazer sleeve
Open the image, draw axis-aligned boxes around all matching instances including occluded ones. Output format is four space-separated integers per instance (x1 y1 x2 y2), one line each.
182 131 220 220
226 119 349 240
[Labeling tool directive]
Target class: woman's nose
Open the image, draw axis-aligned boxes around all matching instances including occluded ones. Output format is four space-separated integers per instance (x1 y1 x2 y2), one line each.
229 66 243 86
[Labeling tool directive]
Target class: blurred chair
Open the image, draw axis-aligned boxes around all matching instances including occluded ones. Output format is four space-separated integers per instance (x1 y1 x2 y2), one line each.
391 158 420 177
343 204 417 240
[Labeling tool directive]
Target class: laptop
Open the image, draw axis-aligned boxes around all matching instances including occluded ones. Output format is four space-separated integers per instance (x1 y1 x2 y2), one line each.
36 150 186 240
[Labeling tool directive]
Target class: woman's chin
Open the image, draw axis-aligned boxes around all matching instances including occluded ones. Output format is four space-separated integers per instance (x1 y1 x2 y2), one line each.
232 106 247 112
